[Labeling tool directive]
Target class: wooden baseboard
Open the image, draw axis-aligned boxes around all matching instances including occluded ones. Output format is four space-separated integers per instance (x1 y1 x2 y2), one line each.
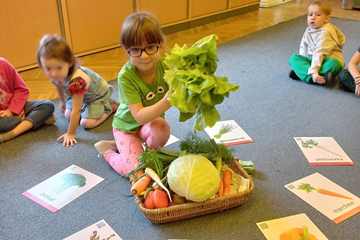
162 4 260 35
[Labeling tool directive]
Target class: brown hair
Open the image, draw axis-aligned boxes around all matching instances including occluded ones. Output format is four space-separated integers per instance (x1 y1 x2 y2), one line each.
36 34 76 75
310 0 332 15
120 12 165 49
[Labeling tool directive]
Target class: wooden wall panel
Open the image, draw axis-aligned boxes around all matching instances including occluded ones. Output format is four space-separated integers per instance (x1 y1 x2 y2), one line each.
230 0 260 8
137 0 188 26
63 0 133 54
0 0 62 69
191 0 228 18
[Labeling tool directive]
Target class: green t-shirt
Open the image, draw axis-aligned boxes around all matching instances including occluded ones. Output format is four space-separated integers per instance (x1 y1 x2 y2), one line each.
112 58 169 133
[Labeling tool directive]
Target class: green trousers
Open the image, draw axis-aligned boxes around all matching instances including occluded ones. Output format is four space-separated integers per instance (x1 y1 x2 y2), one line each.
289 54 343 83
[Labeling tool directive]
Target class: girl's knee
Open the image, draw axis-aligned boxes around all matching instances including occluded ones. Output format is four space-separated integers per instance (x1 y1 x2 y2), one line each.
146 118 170 149
80 118 96 129
64 109 72 119
45 101 55 113
151 118 170 134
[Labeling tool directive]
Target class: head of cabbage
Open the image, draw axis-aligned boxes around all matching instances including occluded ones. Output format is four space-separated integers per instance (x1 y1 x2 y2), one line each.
167 154 220 202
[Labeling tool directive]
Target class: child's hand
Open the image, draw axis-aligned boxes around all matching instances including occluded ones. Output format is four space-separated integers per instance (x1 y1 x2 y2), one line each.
19 110 26 120
0 110 13 117
354 75 360 85
311 73 326 84
58 133 78 147
355 85 360 97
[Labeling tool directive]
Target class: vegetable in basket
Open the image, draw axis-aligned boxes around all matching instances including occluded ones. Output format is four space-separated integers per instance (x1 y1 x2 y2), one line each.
143 190 169 209
164 34 239 131
167 154 221 202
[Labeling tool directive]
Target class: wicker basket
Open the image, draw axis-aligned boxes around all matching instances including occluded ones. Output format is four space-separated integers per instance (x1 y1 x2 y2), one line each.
131 158 255 224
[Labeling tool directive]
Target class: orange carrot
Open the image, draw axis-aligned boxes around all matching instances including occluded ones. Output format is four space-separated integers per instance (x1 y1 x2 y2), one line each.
130 175 151 196
134 162 144 178
223 170 232 196
218 178 224 197
317 189 352 200
298 183 352 200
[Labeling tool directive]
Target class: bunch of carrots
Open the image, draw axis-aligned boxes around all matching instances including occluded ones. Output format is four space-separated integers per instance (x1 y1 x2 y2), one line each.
218 170 232 197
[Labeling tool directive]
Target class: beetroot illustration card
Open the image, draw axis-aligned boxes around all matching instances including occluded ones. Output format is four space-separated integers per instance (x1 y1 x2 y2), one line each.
63 219 122 240
294 137 354 166
257 213 328 240
285 173 360 223
23 165 104 213
205 120 254 146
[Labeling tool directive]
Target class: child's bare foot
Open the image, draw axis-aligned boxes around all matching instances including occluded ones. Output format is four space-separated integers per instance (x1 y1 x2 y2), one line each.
44 114 57 125
109 98 119 112
94 140 118 158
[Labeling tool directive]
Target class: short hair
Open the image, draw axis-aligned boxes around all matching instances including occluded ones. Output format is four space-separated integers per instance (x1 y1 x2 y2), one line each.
36 34 76 75
119 12 165 49
310 0 332 15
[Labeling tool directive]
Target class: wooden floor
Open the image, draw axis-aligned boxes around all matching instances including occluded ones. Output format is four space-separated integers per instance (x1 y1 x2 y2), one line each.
20 0 360 101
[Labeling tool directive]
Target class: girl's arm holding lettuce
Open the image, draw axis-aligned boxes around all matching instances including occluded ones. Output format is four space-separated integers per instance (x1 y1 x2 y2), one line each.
128 90 173 125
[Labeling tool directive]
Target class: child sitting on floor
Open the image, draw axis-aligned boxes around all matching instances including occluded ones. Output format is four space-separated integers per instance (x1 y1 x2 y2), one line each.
338 45 360 96
94 12 173 175
36 35 119 147
289 0 345 85
0 58 55 143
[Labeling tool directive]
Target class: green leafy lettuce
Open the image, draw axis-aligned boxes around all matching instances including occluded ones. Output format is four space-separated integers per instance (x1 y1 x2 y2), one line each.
164 34 239 131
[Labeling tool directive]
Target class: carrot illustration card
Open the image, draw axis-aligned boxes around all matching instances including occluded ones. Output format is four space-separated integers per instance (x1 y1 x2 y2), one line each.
205 120 254 146
285 173 360 224
63 219 122 240
294 137 354 166
23 165 104 213
257 213 328 240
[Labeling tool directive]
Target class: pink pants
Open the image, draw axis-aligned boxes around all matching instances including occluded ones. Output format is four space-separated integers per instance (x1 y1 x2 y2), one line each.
104 117 170 175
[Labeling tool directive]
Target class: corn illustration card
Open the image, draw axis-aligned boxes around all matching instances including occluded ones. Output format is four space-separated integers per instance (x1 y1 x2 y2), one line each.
294 137 354 166
257 213 328 240
205 120 254 146
63 219 122 240
23 165 104 213
285 173 360 223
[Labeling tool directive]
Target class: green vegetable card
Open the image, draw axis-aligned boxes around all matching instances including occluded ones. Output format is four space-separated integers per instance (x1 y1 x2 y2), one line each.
23 165 104 213
205 120 254 146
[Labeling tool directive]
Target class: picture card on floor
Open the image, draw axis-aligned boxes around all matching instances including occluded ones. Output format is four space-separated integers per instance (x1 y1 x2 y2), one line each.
23 165 104 213
257 213 328 240
205 120 254 146
164 134 180 147
285 172 360 224
294 137 354 166
63 219 122 240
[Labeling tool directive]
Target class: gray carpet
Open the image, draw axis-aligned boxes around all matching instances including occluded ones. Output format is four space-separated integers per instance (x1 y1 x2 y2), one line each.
1 16 360 240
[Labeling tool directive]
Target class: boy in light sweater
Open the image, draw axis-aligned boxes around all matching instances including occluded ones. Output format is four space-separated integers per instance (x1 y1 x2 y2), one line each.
289 0 345 85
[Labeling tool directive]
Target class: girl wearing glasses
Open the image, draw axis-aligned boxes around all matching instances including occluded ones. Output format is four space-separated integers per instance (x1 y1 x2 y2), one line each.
95 12 172 175
37 34 119 147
